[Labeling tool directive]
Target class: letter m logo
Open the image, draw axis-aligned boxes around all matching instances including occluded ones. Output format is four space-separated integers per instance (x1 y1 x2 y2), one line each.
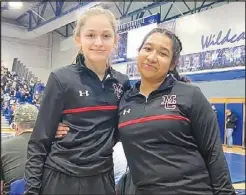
161 95 177 109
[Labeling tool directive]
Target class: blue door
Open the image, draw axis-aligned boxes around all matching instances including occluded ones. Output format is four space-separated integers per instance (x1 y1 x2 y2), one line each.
211 103 225 143
225 103 244 146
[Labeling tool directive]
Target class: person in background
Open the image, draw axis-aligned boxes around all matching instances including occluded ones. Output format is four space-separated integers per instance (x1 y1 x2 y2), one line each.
1 89 4 104
32 94 39 105
1 72 7 86
9 95 16 106
33 80 44 95
15 88 21 102
2 102 9 116
1 104 38 195
3 103 14 125
19 89 26 103
225 109 238 148
9 105 15 125
3 93 10 103
26 93 33 104
1 83 4 92
29 77 35 94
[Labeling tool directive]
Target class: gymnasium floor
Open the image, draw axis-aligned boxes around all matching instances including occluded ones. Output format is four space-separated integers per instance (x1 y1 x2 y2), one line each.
223 146 245 194
1 129 245 193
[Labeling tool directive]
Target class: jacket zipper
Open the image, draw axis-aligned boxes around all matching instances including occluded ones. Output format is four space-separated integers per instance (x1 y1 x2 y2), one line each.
85 68 108 90
143 92 159 110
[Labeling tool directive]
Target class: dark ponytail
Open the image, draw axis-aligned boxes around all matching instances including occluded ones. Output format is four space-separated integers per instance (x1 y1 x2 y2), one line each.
169 68 181 80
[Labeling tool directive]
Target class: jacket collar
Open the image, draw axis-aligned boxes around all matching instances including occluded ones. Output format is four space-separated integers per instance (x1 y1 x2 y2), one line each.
75 54 114 79
126 74 177 99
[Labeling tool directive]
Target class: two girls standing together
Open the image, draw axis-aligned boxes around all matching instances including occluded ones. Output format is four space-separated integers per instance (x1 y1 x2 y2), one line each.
24 6 235 195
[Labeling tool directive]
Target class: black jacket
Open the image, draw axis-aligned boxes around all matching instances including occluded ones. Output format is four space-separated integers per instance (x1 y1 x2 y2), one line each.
25 54 130 194
226 113 237 129
118 75 235 195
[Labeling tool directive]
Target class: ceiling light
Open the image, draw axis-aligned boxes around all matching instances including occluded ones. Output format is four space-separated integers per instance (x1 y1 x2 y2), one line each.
8 2 23 9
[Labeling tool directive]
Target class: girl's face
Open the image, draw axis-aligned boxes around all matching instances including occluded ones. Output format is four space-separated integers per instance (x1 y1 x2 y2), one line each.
137 33 174 82
76 14 117 66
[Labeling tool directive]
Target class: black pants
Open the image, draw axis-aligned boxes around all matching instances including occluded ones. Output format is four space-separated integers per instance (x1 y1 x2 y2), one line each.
40 168 115 195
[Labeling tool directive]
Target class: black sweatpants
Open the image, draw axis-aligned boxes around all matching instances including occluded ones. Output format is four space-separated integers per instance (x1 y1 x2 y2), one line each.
40 168 115 195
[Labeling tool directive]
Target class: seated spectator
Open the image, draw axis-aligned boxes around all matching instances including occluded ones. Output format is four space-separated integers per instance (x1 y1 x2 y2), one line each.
34 80 45 94
26 94 33 104
1 104 39 195
19 89 26 103
15 89 21 101
9 105 15 125
3 105 13 125
3 93 10 103
32 94 39 104
1 66 44 125
32 94 41 109
9 95 16 105
1 90 3 104
3 86 9 94
2 102 9 116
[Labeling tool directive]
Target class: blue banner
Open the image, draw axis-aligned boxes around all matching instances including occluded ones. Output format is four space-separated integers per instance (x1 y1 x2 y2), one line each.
178 45 245 73
118 13 160 34
158 20 176 33
114 14 160 63
126 61 140 79
112 32 128 64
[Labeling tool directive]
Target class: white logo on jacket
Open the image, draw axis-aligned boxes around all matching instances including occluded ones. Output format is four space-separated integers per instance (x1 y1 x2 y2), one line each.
106 74 111 80
79 90 89 97
161 95 177 109
113 83 123 100
123 108 131 115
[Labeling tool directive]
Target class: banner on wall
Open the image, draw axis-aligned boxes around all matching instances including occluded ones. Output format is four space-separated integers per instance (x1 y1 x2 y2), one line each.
158 20 176 33
118 13 160 33
175 2 245 73
112 32 128 64
113 2 245 82
126 22 158 60
178 45 245 73
114 14 160 63
126 61 140 80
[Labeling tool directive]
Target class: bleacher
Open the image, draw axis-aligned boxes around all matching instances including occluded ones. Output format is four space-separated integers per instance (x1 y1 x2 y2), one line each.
1 58 45 127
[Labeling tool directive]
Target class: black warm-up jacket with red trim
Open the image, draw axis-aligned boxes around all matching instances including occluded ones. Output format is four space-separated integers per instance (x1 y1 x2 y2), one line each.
118 75 235 195
24 54 130 194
